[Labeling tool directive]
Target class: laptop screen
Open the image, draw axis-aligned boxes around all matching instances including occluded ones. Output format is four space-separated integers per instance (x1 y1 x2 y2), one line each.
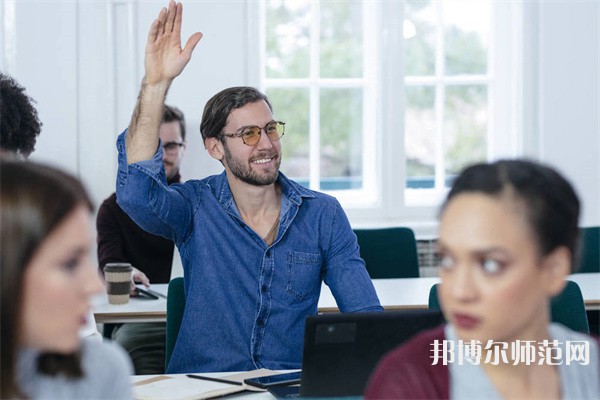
299 309 445 397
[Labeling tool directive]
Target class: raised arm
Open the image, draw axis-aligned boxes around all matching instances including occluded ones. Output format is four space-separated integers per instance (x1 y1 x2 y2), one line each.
126 0 202 164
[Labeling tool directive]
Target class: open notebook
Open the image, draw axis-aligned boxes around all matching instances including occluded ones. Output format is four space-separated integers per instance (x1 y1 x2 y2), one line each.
133 369 275 400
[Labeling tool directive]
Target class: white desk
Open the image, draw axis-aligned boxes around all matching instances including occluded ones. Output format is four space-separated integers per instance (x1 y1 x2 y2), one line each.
93 273 600 324
317 276 441 312
93 285 169 324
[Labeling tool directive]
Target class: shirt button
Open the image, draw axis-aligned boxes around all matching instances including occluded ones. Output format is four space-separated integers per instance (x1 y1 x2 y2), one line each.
261 285 268 293
266 250 271 257
257 319 264 326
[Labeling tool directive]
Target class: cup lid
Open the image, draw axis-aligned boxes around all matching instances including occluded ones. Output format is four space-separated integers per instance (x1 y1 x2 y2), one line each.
103 262 133 272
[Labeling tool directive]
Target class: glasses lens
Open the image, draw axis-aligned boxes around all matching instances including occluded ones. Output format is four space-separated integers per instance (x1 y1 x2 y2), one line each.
163 142 181 153
266 122 284 141
242 127 261 145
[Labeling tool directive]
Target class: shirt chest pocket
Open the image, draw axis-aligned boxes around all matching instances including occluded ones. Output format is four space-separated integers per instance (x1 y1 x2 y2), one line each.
286 251 323 299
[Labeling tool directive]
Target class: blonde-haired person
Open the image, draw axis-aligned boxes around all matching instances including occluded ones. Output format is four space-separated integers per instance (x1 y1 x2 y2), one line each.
366 159 599 399
0 158 133 399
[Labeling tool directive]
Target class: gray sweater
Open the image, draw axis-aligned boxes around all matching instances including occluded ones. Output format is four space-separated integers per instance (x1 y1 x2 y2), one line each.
17 339 133 399
448 323 600 399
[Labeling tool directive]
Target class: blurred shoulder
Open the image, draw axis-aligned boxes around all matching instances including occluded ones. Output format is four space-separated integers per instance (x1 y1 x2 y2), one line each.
81 338 133 376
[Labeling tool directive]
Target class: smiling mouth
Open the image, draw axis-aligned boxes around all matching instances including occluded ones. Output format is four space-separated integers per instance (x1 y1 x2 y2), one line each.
252 157 274 165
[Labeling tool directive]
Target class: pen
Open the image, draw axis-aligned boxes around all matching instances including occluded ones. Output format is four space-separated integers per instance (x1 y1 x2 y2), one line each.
186 374 243 386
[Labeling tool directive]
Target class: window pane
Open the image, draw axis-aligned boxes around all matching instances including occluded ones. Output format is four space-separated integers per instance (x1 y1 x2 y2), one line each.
320 1 363 78
404 0 436 76
444 85 487 176
267 88 310 180
265 0 311 79
320 88 363 190
405 85 436 188
444 0 489 75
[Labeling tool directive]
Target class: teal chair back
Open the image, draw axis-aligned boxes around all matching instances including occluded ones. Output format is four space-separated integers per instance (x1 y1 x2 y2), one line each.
575 226 600 273
428 280 589 334
353 227 420 278
165 277 185 370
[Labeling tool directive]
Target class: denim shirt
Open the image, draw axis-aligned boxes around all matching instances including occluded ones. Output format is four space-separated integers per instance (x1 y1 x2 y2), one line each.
115 130 382 373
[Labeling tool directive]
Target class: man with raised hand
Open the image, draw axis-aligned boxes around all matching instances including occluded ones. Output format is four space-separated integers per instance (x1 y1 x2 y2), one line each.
116 1 381 373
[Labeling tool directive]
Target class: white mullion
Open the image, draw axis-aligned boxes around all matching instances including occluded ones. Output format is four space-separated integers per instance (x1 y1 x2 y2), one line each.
263 78 364 87
362 0 378 202
309 2 320 190
487 0 496 160
2 1 17 73
128 1 138 102
252 0 265 88
434 1 445 191
406 75 489 85
314 78 364 87
263 78 312 87
106 2 117 138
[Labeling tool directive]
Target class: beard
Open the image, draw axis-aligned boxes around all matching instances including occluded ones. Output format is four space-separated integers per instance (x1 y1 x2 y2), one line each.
223 142 280 186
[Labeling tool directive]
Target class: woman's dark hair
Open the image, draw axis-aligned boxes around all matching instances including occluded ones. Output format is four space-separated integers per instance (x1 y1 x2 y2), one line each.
0 158 94 399
200 86 272 142
162 104 186 140
441 159 581 267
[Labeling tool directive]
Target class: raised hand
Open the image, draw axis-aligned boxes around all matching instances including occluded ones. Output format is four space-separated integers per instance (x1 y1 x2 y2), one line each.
145 0 203 86
126 1 202 164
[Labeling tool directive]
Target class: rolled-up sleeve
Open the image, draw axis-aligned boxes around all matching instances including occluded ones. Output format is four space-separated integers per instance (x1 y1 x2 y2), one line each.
115 130 192 244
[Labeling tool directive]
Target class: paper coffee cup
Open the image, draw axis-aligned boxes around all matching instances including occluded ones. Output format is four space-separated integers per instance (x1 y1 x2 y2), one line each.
103 263 133 305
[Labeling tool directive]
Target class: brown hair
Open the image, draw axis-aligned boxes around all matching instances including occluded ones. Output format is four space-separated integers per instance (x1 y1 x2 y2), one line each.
162 104 186 140
200 86 272 142
0 158 94 398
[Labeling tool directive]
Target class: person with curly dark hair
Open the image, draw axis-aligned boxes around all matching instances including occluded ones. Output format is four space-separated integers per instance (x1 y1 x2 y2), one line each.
0 72 42 158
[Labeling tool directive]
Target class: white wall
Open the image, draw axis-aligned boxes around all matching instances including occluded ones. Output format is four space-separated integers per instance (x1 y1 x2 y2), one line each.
1 0 247 206
1 0 599 230
536 0 600 227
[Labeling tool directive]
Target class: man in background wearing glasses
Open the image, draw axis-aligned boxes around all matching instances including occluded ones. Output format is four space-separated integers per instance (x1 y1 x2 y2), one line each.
115 1 381 374
97 104 186 374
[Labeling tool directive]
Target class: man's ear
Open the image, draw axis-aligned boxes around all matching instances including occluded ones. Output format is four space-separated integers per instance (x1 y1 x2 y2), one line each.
542 246 571 297
205 137 224 161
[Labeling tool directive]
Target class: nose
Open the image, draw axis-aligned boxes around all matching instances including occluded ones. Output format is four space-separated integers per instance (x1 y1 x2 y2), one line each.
82 259 104 296
255 127 276 150
449 263 478 303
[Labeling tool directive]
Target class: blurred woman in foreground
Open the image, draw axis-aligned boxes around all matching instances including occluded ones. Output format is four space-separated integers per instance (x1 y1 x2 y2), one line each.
366 159 599 399
1 158 133 399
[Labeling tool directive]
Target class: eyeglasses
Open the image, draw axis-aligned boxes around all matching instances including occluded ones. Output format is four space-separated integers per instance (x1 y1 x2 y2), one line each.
162 141 184 154
221 121 285 146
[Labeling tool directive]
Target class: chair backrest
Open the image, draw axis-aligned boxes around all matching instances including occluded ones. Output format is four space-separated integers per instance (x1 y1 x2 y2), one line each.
575 226 600 273
353 227 420 278
165 277 185 370
428 280 589 334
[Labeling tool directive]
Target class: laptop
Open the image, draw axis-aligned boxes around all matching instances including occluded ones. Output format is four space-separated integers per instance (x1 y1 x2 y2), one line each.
296 309 445 398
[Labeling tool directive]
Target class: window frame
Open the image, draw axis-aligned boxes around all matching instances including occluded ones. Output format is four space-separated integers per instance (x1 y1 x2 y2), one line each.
248 0 528 237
